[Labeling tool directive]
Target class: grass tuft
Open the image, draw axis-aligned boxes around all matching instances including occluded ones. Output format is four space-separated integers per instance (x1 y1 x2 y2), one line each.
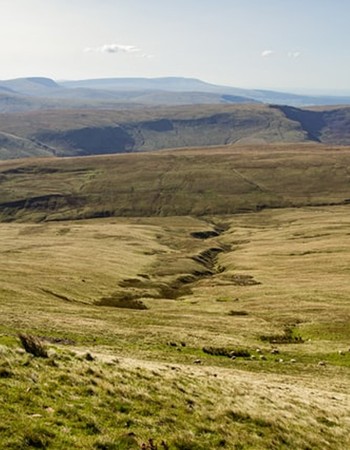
19 334 48 358
260 327 304 344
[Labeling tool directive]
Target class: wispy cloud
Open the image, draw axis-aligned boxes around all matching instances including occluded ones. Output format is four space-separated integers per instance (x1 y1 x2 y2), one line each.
261 49 302 60
261 50 275 58
85 43 141 54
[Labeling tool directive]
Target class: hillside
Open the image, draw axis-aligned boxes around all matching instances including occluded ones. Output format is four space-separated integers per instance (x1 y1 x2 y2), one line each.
0 104 305 158
2 104 350 160
2 144 350 222
0 131 53 159
1 206 350 449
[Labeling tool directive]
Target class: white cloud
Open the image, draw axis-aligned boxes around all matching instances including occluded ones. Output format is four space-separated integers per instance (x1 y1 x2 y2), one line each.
84 43 141 54
288 51 301 59
261 50 275 58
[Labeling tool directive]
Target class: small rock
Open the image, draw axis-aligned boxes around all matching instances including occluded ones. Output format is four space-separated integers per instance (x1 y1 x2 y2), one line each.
256 349 262 354
168 342 177 347
290 359 297 363
318 361 326 366
85 352 95 361
181 342 187 347
45 407 55 414
30 373 38 383
259 355 267 361
250 355 256 360
338 350 345 356
271 348 280 355
278 359 284 363
194 359 202 364
230 356 236 360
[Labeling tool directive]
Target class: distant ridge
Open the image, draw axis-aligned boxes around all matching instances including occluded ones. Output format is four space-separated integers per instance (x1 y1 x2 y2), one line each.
0 103 350 160
0 76 350 111
60 76 350 106
0 77 62 96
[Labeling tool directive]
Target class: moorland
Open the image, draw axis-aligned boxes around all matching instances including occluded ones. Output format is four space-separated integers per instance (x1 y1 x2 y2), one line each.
1 141 350 449
1 77 350 448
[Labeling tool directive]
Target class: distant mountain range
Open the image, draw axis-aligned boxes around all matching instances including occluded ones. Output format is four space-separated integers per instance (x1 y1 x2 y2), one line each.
0 76 350 161
0 76 350 113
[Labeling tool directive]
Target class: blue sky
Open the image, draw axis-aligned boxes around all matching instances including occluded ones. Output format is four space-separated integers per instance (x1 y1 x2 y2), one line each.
1 0 350 93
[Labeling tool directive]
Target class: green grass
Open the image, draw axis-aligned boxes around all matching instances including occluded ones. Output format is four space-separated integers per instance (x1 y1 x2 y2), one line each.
2 144 350 221
0 343 349 450
1 206 350 448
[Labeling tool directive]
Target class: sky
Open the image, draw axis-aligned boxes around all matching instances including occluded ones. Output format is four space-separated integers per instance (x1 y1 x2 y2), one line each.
1 0 350 94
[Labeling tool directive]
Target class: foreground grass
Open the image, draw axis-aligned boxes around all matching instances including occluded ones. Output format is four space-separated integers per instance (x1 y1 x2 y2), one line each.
1 343 349 450
1 207 350 448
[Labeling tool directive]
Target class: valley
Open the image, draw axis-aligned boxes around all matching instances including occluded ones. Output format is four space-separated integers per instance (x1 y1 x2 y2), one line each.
1 104 350 159
1 118 350 449
1 206 350 449
3 0 350 447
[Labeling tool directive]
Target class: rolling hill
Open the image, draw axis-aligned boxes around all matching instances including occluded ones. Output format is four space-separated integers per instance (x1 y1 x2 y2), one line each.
1 143 350 222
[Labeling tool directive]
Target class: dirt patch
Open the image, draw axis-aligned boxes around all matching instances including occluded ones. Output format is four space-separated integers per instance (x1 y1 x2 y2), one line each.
117 277 193 300
191 247 224 272
157 281 193 299
202 346 251 358
190 230 220 239
228 310 249 316
96 293 148 310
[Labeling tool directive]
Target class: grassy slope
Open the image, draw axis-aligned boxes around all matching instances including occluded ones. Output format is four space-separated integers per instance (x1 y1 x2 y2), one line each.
0 131 52 159
1 144 350 221
1 208 350 449
1 144 350 448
